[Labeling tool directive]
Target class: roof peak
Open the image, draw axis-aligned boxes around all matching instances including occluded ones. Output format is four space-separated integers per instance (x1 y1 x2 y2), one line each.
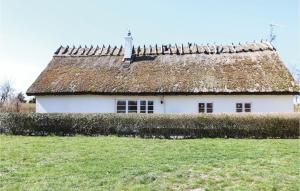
54 41 276 57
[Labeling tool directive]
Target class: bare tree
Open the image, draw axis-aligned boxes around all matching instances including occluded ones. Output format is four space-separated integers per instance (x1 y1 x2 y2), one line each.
0 81 15 104
0 80 18 112
17 92 26 103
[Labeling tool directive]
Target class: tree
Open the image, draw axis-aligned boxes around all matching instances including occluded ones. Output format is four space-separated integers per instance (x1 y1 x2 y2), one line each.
17 92 26 103
0 80 15 103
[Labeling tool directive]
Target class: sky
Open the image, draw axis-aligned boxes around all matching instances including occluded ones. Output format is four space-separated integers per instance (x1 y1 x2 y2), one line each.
0 0 299 95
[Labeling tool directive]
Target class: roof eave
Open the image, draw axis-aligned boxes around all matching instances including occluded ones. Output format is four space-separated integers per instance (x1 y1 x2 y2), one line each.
26 91 300 96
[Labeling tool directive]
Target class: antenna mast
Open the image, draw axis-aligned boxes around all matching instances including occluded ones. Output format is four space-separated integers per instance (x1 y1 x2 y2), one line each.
269 24 276 42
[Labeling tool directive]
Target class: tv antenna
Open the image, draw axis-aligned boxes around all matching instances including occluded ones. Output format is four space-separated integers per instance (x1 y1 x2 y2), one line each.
269 23 284 43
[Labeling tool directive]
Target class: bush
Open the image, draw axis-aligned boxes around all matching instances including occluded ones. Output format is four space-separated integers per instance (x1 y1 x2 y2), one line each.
0 113 299 138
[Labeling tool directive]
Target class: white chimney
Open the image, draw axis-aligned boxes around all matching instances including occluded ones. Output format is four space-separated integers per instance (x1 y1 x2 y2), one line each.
124 30 133 61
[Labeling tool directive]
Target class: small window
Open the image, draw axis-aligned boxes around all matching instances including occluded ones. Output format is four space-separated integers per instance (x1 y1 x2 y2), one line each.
245 103 251 112
148 101 154 113
206 103 213 113
128 101 137 113
199 103 205 113
117 100 126 113
140 100 146 113
236 103 243 113
199 103 213 113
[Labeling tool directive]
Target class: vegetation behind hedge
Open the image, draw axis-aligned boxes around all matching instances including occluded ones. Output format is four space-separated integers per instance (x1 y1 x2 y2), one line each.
0 113 299 138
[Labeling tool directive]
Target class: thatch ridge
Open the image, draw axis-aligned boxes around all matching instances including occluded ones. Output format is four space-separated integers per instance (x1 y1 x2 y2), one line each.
27 49 300 95
54 41 276 57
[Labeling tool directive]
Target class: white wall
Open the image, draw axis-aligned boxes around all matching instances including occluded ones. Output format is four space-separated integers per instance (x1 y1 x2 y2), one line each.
164 95 293 113
36 95 164 113
36 95 294 113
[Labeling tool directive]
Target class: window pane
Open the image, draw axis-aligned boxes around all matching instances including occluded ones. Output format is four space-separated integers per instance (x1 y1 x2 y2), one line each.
117 100 126 105
117 110 126 113
148 105 153 111
245 103 251 112
207 109 213 113
199 103 205 113
148 101 154 106
117 105 126 110
128 105 137 113
245 103 251 108
236 109 243 112
128 101 137 105
128 105 137 110
148 110 153 113
140 105 146 111
206 103 213 113
140 100 146 105
236 103 243 108
236 103 243 112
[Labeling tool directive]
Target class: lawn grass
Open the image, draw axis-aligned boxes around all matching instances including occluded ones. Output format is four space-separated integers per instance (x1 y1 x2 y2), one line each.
0 136 299 191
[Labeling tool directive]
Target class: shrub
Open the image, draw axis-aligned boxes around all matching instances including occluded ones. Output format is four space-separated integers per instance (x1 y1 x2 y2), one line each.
0 113 299 138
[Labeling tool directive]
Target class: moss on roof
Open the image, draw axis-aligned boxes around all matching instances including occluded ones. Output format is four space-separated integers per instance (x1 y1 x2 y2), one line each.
27 42 300 95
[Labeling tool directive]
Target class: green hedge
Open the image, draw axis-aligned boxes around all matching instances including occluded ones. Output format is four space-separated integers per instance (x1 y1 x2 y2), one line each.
0 113 299 138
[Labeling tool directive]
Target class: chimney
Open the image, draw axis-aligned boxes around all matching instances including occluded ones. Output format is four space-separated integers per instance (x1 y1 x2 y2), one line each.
123 30 133 65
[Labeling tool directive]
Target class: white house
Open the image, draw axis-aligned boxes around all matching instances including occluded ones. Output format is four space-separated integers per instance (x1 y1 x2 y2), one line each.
27 32 299 113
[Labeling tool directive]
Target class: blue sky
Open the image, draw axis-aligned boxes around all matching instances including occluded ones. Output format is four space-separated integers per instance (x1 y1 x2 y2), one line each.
0 0 299 93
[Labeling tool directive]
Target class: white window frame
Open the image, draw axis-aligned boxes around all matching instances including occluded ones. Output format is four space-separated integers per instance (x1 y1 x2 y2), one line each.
146 100 154 113
116 100 154 114
244 102 252 113
115 100 127 113
198 102 214 113
127 100 138 113
235 102 252 113
236 102 243 113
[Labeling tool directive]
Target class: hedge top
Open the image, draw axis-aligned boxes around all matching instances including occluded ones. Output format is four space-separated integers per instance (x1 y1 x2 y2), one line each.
27 41 299 96
1 113 299 138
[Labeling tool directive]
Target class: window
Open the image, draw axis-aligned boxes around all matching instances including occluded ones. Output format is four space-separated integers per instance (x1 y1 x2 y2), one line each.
199 103 213 113
206 103 213 113
117 100 126 113
148 101 154 113
140 100 147 113
199 103 205 113
236 103 251 113
245 103 251 112
236 103 243 112
116 100 154 113
128 101 137 113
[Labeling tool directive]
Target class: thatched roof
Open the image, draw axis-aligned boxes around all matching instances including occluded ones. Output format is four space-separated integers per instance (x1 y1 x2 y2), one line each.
27 41 300 96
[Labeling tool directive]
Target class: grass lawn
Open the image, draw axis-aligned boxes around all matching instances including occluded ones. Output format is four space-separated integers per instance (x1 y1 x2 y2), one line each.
0 136 299 191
